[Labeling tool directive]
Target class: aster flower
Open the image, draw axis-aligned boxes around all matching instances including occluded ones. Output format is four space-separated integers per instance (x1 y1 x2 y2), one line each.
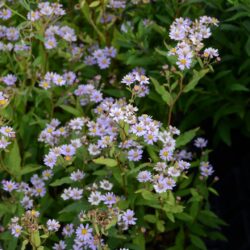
159 147 173 161
167 167 181 177
53 240 67 250
127 148 143 162
88 191 103 205
102 192 117 207
0 8 12 20
70 170 85 181
200 161 214 177
44 152 57 168
0 126 15 137
60 144 76 156
0 136 10 149
42 169 54 180
62 223 74 237
121 73 135 86
27 10 40 21
122 209 137 226
97 56 111 69
21 196 33 210
76 224 93 241
1 74 17 86
10 224 22 238
100 180 113 190
194 137 208 148
203 48 219 58
2 180 18 192
137 171 152 182
45 36 57 49
47 219 60 232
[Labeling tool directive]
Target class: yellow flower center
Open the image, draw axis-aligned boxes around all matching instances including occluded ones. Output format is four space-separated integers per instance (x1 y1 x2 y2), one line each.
65 156 71 161
180 59 187 65
204 52 209 58
0 99 7 105
81 229 87 235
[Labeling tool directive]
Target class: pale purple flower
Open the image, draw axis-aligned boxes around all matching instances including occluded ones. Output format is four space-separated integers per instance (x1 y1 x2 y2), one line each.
0 136 10 149
104 46 117 58
42 169 53 180
127 148 143 162
45 36 57 49
168 167 181 177
102 192 117 207
0 126 15 137
76 224 93 241
2 74 17 86
137 171 152 183
88 191 102 205
97 56 111 69
84 55 96 65
122 209 137 226
60 144 76 156
53 73 66 86
33 183 46 197
176 57 192 70
53 240 67 250
44 152 57 168
194 137 208 148
121 73 135 85
2 180 18 192
62 224 74 237
6 27 19 41
154 162 167 172
47 219 60 232
203 47 219 58
100 180 113 190
70 170 85 181
200 161 214 177
0 8 12 20
27 11 40 21
10 224 22 237
21 196 33 210
159 147 173 161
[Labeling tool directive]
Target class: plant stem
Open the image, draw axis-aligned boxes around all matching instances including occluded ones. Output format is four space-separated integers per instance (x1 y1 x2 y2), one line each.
167 75 183 126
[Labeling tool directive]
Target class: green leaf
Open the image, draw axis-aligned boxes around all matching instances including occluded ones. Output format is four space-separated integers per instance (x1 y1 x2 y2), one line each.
4 140 21 177
20 164 41 176
190 234 207 250
59 201 88 214
50 177 72 187
156 220 165 232
150 77 173 106
175 212 193 222
89 0 100 7
93 157 118 167
183 69 209 93
176 128 199 147
59 105 82 117
144 214 157 223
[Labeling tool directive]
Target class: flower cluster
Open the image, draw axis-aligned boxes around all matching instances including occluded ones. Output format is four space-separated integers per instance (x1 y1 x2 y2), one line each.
0 25 19 41
168 16 219 70
27 2 65 22
121 69 150 97
0 8 12 20
74 82 103 106
38 71 77 89
44 25 77 49
1 74 17 86
0 126 15 149
84 46 117 69
0 91 9 107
